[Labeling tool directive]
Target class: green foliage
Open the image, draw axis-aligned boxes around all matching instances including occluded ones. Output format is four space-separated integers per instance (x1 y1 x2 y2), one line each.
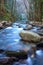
0 0 24 21
3 13 10 21
42 0 43 2
0 0 42 22
42 4 43 19
0 14 10 21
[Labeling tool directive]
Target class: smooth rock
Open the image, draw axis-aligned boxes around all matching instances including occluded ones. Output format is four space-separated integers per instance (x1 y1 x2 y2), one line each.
24 24 32 30
20 30 41 42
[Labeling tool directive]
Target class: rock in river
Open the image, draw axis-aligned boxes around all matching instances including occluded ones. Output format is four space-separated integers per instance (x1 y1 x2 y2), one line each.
20 30 41 42
0 23 3 29
5 51 28 59
24 24 32 30
0 57 18 64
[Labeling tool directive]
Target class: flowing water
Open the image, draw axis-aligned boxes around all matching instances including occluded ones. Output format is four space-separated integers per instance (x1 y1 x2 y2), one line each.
0 22 43 65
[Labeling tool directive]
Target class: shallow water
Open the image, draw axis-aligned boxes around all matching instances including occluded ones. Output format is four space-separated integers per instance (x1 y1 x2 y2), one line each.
0 24 31 51
0 23 43 65
13 50 43 65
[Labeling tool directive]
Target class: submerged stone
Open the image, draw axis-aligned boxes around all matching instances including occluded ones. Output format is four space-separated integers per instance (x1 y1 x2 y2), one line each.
0 23 3 29
37 29 43 36
5 51 28 59
0 57 18 65
36 42 43 50
0 49 4 53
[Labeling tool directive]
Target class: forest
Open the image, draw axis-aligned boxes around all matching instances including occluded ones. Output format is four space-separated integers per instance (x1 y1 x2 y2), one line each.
0 0 43 22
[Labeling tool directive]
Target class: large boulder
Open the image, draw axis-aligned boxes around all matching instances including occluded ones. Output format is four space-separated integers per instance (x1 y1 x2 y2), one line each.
19 30 41 42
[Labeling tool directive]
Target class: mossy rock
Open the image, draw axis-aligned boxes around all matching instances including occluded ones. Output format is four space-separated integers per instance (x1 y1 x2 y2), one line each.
5 51 28 59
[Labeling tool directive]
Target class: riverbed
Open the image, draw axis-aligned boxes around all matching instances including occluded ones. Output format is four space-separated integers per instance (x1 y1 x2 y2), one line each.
0 22 43 65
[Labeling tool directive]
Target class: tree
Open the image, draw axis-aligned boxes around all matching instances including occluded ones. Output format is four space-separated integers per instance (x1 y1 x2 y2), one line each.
33 0 42 22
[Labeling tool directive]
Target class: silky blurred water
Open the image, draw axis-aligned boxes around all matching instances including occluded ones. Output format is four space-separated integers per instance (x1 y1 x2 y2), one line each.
0 23 43 65
0 24 31 51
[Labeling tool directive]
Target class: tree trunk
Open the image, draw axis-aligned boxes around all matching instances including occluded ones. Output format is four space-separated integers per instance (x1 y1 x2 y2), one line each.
34 0 42 22
0 0 5 16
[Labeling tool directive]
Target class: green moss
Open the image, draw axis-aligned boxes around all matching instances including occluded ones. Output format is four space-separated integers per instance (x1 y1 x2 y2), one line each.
5 51 28 59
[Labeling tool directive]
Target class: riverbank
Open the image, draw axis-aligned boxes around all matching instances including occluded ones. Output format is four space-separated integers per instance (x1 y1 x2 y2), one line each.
0 21 12 29
29 21 43 27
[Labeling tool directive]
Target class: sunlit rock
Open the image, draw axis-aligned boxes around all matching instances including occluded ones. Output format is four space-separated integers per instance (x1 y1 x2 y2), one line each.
29 21 34 25
2 21 7 25
2 21 12 27
2 21 7 23
20 30 41 42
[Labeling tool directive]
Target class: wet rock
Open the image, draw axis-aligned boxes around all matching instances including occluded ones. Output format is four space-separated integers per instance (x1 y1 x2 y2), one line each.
0 57 18 65
20 30 41 42
41 36 43 41
24 24 32 30
40 26 43 29
36 42 43 50
37 29 43 36
2 21 12 27
19 24 27 29
0 57 9 64
5 51 28 59
2 21 7 26
29 21 33 25
0 23 3 29
0 49 4 53
5 22 12 27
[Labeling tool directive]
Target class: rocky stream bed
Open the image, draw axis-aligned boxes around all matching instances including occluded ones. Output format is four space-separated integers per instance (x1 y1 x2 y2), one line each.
0 22 43 65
